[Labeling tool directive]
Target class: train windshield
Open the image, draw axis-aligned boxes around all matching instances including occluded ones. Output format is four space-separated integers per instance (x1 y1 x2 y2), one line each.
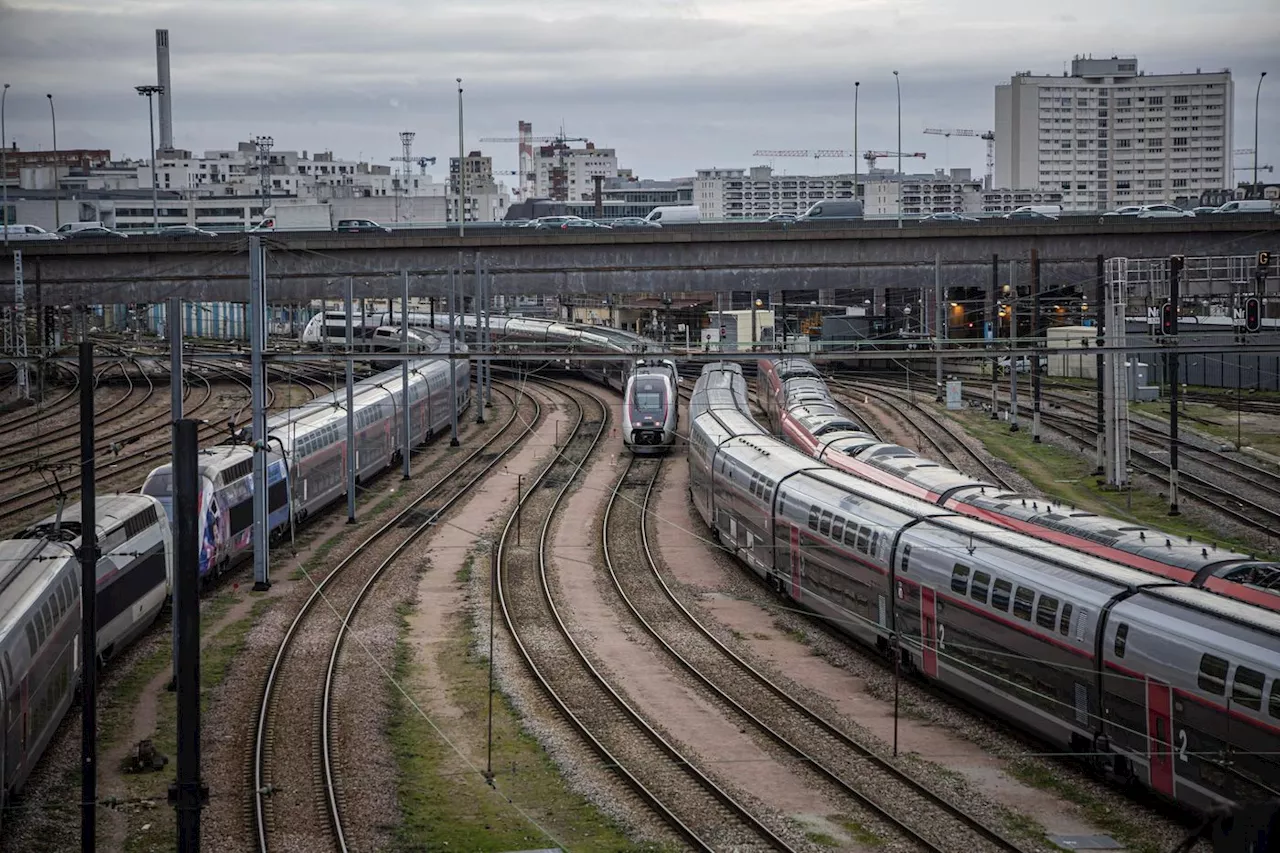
140 471 174 519
631 378 667 417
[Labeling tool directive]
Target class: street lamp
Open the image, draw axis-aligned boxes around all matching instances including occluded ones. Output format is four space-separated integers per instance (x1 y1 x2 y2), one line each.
456 78 465 237
46 93 59 229
893 71 902 229
2 82 9 246
1255 71 1268 191
136 85 164 233
853 81 860 201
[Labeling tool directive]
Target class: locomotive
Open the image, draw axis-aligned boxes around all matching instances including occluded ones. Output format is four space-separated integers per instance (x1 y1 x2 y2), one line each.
690 363 1279 814
623 359 680 454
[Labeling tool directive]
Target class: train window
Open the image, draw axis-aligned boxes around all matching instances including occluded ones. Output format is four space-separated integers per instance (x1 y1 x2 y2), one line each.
870 531 880 557
1269 681 1280 720
1035 596 1060 630
819 511 833 537
1231 667 1265 712
1113 623 1129 657
808 505 819 530
832 517 845 542
901 544 912 573
970 571 990 604
855 526 870 554
1197 654 1228 696
950 564 971 594
844 525 858 548
26 622 38 655
1059 603 1073 636
1012 586 1034 620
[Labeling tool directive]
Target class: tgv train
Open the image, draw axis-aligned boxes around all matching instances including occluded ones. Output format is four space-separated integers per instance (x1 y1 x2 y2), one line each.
757 357 1280 614
302 310 650 392
1 495 173 829
623 359 680 454
143 352 470 578
689 363 1279 813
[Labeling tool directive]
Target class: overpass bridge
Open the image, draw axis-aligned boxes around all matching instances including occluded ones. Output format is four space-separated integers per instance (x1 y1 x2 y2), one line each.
2 218 1277 305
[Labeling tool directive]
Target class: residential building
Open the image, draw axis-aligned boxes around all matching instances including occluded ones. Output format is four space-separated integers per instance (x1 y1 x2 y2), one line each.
533 142 618 201
995 55 1233 210
695 166 856 219
862 169 984 216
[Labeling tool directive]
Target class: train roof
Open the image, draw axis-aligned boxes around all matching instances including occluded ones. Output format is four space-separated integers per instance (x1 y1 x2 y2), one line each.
0 539 71 637
24 494 161 542
772 358 822 381
702 362 743 376
858 445 998 495
1134 584 1280 640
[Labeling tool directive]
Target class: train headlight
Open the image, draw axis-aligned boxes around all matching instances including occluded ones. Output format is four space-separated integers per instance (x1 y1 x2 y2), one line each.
634 422 643 429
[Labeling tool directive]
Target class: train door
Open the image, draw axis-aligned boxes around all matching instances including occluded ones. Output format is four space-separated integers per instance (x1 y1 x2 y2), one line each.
1145 679 1175 797
789 525 802 600
920 587 939 678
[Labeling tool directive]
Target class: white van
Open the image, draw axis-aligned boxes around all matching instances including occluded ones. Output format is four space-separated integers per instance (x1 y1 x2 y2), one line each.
1 224 61 241
56 221 107 234
1211 200 1276 214
644 205 700 224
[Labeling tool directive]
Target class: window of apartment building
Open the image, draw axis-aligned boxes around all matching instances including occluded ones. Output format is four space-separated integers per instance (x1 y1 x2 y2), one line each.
1116 181 1131 190
1173 137 1188 148
1173 178 1187 188
1077 140 1088 148
1150 146 1163 154
1149 179 1163 189
1061 182 1071 190
1077 184 1088 190
1116 97 1131 107
1117 139 1131 148
1173 95 1188 105
1148 96 1163 106
1061 141 1072 149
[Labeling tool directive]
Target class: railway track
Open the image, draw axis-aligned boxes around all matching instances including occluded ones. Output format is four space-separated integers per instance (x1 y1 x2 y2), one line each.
828 375 1017 491
253 382 540 853
0 361 269 532
603 454 1027 853
497 378 793 852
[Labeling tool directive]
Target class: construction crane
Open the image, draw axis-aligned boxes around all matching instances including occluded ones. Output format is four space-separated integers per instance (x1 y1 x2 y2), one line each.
480 131 590 201
863 151 926 170
416 156 436 175
753 149 857 159
1234 164 1274 173
923 127 996 187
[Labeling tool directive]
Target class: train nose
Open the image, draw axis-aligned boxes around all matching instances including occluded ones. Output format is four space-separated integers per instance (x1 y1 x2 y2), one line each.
632 429 662 445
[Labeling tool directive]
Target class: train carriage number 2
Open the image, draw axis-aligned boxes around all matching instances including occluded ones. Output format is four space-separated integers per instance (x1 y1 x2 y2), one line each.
1176 729 1188 763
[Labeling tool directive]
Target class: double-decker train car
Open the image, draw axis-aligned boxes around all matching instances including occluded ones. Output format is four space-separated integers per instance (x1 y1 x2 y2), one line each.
142 446 291 580
690 363 1280 815
757 357 1280 613
1 495 174 831
623 359 680 454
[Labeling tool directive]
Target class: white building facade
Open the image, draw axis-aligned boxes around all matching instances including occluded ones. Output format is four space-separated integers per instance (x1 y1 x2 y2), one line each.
995 56 1233 211
533 143 618 200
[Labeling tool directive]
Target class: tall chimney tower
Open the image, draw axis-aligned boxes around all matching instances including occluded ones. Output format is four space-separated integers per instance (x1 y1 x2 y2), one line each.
155 29 174 151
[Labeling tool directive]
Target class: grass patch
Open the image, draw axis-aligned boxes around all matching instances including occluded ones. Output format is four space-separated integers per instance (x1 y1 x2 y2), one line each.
455 553 474 584
1006 759 1158 853
805 831 841 847
1132 401 1280 459
953 410 1275 558
835 816 884 846
773 617 811 645
391 592 661 851
121 597 271 853
999 807 1048 842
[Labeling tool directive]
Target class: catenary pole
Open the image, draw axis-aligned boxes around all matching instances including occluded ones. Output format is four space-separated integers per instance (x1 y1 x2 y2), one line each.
346 277 356 522
78 341 98 853
249 237 271 590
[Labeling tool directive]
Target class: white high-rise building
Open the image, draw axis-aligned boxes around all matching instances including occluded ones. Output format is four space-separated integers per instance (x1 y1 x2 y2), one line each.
533 142 618 200
995 56 1233 211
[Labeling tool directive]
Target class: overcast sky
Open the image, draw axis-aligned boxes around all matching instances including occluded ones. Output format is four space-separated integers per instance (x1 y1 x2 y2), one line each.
2 0 1277 185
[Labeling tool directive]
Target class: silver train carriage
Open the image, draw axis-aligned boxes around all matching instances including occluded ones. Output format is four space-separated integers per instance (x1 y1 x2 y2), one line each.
623 359 680 454
1 495 173 828
142 446 291 580
756 357 1280 614
689 363 1280 814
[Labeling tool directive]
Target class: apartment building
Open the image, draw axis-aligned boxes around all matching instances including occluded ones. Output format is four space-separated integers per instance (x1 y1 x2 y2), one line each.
695 166 856 219
533 142 618 201
995 56 1233 210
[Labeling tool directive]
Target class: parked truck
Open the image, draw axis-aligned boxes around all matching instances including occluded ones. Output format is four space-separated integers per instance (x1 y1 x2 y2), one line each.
253 203 334 231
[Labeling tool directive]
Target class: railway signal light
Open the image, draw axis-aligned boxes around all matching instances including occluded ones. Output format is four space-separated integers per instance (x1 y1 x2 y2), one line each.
1160 301 1175 336
1245 297 1261 333
1258 251 1271 270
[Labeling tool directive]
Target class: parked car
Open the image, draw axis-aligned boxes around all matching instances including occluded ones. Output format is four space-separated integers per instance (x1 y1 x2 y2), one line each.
1191 206 1220 216
644 205 701 224
158 225 219 239
607 217 662 229
55 221 107 235
529 216 586 229
336 218 392 233
797 200 864 222
1 224 61 241
1210 200 1277 215
919 212 979 223
62 226 128 239
765 213 797 223
1136 204 1195 219
559 219 611 230
1003 209 1058 221
1100 206 1143 222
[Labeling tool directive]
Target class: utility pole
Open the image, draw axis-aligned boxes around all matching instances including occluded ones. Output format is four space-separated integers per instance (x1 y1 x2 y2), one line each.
249 237 271 590
393 131 416 223
449 266 459 446
1030 249 1041 443
47 94 59 229
1008 259 1019 432
934 253 944 402
402 270 412 479
474 255 484 424
1168 255 1183 516
989 254 998 418
457 79 466 236
346 277 356 522
136 85 164 232
78 341 98 853
1094 255 1106 474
